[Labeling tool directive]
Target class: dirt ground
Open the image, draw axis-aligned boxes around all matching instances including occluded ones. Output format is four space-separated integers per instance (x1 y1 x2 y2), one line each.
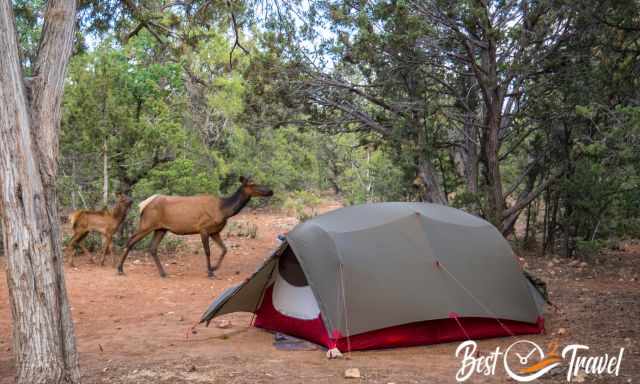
0 203 638 383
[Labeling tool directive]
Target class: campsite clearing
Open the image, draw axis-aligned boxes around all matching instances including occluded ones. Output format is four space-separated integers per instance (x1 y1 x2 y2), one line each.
0 204 638 383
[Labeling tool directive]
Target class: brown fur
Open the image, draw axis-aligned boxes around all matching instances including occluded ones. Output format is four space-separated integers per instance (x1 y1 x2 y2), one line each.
117 176 273 277
67 194 133 267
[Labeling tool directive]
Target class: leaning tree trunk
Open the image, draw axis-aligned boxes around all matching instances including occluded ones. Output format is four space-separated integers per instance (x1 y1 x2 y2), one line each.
0 1 80 383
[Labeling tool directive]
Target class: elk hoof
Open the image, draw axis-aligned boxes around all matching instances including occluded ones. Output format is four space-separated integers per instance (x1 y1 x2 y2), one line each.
117 267 125 275
159 271 167 278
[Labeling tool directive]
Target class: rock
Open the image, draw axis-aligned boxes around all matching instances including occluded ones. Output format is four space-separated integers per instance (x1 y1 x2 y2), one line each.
568 260 580 267
579 262 588 268
216 319 232 329
326 348 343 359
547 261 555 268
344 368 361 379
574 372 586 382
556 328 567 336
187 365 196 372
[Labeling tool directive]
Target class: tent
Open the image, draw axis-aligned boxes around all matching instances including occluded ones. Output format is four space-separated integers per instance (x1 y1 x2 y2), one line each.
200 202 545 351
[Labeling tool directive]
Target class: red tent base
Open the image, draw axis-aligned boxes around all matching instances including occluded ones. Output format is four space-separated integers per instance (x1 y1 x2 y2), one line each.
254 285 544 352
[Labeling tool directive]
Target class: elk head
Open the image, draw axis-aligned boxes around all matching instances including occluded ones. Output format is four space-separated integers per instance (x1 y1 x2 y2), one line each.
239 176 274 197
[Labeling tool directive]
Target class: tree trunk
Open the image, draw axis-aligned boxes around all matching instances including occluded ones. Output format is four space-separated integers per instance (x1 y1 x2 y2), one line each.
103 138 109 207
417 159 448 205
0 1 80 383
71 157 77 210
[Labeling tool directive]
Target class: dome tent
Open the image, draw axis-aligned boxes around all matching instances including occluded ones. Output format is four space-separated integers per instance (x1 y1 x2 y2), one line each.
200 202 545 351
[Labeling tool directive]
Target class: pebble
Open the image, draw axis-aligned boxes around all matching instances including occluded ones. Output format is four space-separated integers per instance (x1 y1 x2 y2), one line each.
344 368 361 379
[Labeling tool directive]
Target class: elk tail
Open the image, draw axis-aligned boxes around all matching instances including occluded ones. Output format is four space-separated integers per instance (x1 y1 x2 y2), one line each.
69 211 82 228
138 194 160 214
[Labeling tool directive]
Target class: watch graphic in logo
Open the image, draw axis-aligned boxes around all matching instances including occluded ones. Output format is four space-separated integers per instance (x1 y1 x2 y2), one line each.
504 340 562 382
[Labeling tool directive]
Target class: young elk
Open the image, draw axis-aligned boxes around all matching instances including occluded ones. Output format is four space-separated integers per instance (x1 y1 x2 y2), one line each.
117 176 273 278
68 194 133 267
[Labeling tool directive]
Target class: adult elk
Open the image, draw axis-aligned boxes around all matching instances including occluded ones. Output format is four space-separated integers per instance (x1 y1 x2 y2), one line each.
117 176 273 278
68 194 133 266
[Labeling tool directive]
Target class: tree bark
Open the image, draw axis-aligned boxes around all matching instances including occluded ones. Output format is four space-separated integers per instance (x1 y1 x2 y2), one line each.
71 157 77 210
0 1 80 383
103 139 109 207
417 159 448 205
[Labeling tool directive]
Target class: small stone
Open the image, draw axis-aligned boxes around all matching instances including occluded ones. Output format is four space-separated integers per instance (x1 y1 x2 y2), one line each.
547 261 554 267
579 262 588 268
344 368 361 379
556 328 567 336
187 365 196 372
216 319 232 329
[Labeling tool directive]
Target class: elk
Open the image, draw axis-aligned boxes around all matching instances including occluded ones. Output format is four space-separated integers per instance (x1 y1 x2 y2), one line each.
68 193 133 267
117 176 273 278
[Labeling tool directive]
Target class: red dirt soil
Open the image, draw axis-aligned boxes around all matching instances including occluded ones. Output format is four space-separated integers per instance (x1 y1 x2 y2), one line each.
0 204 638 383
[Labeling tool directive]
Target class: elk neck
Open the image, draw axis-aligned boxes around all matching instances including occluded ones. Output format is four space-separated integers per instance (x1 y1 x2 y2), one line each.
220 186 251 219
111 202 130 224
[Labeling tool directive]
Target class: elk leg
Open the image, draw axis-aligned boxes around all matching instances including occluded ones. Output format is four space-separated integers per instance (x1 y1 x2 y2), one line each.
100 233 113 266
200 231 214 277
211 233 228 272
149 230 168 278
117 228 154 275
78 234 93 263
68 231 88 267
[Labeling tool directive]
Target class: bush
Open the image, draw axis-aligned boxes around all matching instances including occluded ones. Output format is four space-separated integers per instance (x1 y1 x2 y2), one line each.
226 221 259 239
575 239 606 260
280 190 322 221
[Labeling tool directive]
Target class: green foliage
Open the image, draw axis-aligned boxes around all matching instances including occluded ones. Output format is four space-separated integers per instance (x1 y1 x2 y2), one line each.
134 157 225 197
50 1 640 257
281 190 323 222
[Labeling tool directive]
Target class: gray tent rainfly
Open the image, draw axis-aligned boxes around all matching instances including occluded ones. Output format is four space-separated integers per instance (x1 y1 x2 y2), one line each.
201 202 546 351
